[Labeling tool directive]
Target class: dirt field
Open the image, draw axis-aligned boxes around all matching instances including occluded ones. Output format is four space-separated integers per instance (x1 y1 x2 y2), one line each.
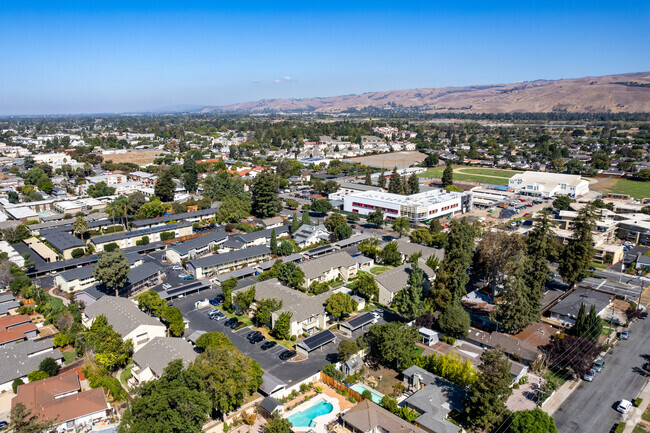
102 150 161 165
343 151 427 169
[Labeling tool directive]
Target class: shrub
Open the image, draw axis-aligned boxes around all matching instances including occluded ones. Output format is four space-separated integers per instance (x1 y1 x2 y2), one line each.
104 243 119 252
322 363 344 381
634 398 643 407
71 248 85 259
160 231 175 241
315 386 323 393
519 376 529 384
136 235 150 246
300 382 313 393
291 335 297 341
362 390 373 400
39 358 60 376
12 378 24 393
615 423 625 433
348 396 356 403
242 412 257 425
442 336 456 345
512 383 520 389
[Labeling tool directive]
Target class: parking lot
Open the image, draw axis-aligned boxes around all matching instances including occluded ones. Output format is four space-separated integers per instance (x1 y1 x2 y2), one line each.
174 287 390 386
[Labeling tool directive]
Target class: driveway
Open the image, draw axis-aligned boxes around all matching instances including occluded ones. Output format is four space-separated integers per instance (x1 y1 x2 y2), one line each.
175 289 342 386
552 316 650 433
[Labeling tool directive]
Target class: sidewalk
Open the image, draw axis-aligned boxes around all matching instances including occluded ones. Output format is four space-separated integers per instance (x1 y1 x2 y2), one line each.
543 379 581 415
623 377 650 433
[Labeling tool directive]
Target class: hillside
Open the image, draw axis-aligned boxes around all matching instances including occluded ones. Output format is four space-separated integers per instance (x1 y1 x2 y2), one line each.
201 72 650 114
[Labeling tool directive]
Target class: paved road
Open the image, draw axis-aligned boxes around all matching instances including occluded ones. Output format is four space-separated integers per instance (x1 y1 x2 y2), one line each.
553 317 650 433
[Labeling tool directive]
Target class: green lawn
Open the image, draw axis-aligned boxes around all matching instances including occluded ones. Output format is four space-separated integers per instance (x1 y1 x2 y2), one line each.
412 346 424 358
48 296 64 309
417 165 518 185
120 366 133 387
460 167 523 178
370 266 390 275
62 351 76 365
591 262 609 269
594 178 650 199
542 368 570 388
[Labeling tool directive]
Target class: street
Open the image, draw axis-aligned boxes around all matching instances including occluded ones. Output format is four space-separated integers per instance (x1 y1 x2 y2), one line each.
552 317 650 433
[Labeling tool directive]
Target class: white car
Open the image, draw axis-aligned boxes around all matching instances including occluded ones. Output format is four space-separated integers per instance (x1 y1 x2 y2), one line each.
172 266 183 271
617 399 632 414
582 369 595 382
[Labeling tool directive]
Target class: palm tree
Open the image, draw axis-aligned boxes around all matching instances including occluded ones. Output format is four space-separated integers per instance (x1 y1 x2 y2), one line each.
73 216 88 240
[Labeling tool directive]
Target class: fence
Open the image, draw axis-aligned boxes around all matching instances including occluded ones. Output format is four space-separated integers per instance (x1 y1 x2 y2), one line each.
319 372 365 402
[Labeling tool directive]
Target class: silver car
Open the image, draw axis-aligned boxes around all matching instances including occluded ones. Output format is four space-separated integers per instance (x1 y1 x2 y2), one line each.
583 369 595 382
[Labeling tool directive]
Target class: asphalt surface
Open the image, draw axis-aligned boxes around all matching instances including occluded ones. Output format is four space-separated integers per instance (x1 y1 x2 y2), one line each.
174 287 391 387
552 316 650 433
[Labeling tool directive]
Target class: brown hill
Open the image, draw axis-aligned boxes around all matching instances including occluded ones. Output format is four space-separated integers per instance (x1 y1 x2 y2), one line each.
202 72 650 114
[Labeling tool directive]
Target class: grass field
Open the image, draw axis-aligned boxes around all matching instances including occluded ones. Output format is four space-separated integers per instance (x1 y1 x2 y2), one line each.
590 178 650 199
418 165 521 185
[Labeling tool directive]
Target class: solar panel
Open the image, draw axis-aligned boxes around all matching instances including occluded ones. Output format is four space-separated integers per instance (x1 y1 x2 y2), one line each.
299 330 335 351
345 312 374 330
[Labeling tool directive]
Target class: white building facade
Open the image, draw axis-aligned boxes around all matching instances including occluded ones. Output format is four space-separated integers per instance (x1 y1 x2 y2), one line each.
508 171 590 198
342 189 472 222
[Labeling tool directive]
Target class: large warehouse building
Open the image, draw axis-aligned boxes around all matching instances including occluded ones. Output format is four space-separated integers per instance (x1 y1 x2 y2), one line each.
342 189 472 222
508 171 589 198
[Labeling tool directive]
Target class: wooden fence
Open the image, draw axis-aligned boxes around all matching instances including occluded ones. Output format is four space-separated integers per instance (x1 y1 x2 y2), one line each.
320 372 365 402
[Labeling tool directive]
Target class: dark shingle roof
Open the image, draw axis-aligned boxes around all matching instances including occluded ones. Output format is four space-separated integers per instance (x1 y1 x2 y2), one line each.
188 245 271 269
91 221 192 245
84 296 164 336
168 230 227 256
132 337 197 378
234 225 289 243
0 340 63 385
41 230 85 251
131 208 216 228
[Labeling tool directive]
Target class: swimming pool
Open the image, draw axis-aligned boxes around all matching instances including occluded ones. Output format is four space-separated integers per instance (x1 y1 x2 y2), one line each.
350 383 383 404
287 398 334 427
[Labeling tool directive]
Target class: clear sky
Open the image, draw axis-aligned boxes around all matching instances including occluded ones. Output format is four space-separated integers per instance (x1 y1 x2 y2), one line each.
1 1 649 115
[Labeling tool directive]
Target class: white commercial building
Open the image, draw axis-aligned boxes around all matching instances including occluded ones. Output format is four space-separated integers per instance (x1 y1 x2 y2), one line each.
508 171 589 198
342 189 472 222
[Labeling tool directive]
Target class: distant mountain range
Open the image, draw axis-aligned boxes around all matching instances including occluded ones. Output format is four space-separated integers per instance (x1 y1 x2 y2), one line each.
197 72 650 114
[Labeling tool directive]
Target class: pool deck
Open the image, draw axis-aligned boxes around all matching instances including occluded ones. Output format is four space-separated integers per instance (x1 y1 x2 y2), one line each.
284 394 340 433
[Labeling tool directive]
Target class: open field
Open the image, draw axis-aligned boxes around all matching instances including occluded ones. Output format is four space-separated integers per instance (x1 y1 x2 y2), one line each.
101 150 161 165
590 177 650 199
418 165 521 185
343 151 426 169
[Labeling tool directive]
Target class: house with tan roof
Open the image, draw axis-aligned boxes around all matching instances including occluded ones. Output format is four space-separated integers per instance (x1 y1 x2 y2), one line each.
298 251 359 288
12 370 110 430
341 399 427 433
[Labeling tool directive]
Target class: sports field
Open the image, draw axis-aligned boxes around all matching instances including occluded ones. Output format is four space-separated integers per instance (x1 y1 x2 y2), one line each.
590 178 650 199
418 165 522 185
344 151 427 169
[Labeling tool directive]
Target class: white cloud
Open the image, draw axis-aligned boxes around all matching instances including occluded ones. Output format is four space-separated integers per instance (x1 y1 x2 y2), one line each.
274 76 296 83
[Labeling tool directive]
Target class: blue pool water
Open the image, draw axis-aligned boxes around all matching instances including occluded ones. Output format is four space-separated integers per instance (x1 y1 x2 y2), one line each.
350 384 383 404
287 399 334 427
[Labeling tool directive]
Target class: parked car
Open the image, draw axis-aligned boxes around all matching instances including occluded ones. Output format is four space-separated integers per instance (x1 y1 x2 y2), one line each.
261 341 277 350
583 369 595 382
215 294 225 303
620 329 629 340
224 318 238 327
247 330 262 340
166 300 173 307
162 283 172 290
592 360 605 372
640 311 648 320
229 320 243 329
279 350 297 361
172 265 183 270
249 334 265 344
617 400 632 414
211 311 227 321
209 298 221 306
183 275 195 280
0 420 7 429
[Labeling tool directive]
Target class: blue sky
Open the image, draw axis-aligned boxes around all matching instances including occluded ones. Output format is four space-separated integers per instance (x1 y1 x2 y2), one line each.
1 1 649 115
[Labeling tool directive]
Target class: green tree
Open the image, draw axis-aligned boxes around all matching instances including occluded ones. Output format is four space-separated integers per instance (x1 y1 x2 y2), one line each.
73 216 88 239
334 223 352 241
154 169 175 202
277 240 294 256
311 199 332 213
254 298 282 326
324 213 347 232
410 228 432 246
233 286 256 313
392 217 411 238
290 214 301 234
381 395 400 414
441 160 453 187
365 170 372 186
119 360 210 433
71 248 85 259
337 340 359 362
127 191 146 214
559 204 596 287
82 314 133 371
270 228 278 255
408 173 419 194
221 277 238 312
137 197 166 219
2 224 31 244
366 209 385 226
301 211 312 226
438 301 470 337
388 167 402 194
93 250 130 296
38 357 59 376
265 416 293 433
27 370 49 382
87 181 116 198
364 322 419 368
431 219 474 308
7 190 19 204
509 408 558 433
273 311 292 340
183 172 198 193
393 261 427 320
251 171 279 218
8 402 53 433
277 262 305 291
524 210 555 313
195 331 234 350
161 305 185 337
354 272 378 301
377 170 387 188
215 197 251 223
571 304 602 341
379 241 402 266
325 292 358 320
12 378 24 393
463 348 513 432
553 195 572 210
322 363 344 381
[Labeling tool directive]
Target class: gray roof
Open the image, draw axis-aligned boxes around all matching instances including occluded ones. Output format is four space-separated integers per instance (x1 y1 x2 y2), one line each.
0 340 63 385
125 262 162 286
79 285 106 302
235 278 329 323
187 330 206 344
85 296 164 337
261 216 283 226
222 237 244 250
168 230 227 256
342 400 426 433
234 225 290 244
298 251 357 279
188 245 271 270
375 258 435 293
338 182 384 192
58 265 95 282
0 300 21 315
293 224 329 244
549 288 613 319
214 266 257 282
257 253 304 271
259 396 283 413
131 208 216 228
333 233 373 249
41 230 85 251
0 293 15 303
394 238 444 261
91 221 192 245
259 372 287 396
132 337 197 378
